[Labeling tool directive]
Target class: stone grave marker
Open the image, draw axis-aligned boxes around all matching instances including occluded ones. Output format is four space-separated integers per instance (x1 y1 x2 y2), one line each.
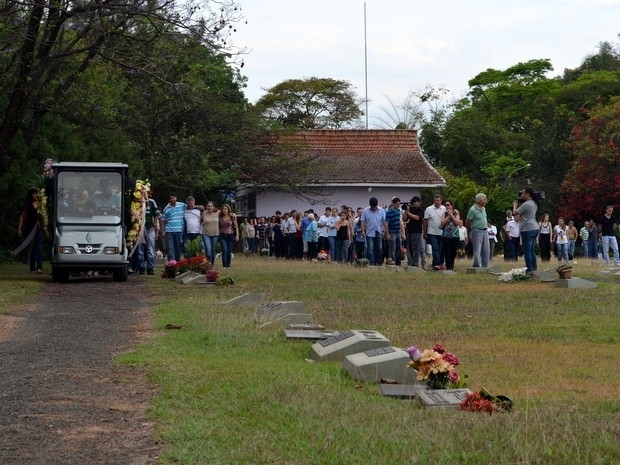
284 324 338 340
253 301 306 323
416 388 472 410
220 293 265 307
309 330 390 362
342 346 418 384
182 273 207 285
554 277 597 289
258 313 313 329
379 383 427 399
466 267 488 274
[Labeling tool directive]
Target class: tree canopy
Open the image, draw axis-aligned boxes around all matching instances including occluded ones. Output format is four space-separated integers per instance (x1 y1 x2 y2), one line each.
254 77 364 129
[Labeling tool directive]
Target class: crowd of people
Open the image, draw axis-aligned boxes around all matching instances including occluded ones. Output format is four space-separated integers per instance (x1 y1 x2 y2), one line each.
15 185 620 274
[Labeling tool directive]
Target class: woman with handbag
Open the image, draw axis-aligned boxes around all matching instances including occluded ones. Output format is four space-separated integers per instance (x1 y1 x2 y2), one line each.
440 200 463 271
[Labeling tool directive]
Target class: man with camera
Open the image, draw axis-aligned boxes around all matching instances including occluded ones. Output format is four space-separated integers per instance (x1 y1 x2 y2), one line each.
403 196 425 268
513 187 539 273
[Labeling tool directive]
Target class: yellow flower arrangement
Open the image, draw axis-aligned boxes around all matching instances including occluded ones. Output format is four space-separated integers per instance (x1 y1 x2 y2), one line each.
37 187 50 238
127 179 150 250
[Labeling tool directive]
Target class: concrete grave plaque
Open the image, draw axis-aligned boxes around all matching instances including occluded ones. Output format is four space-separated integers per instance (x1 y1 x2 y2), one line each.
181 273 207 285
554 277 597 289
309 330 390 362
342 346 418 384
284 329 339 340
220 293 265 307
379 384 427 399
466 267 488 274
253 301 305 323
416 388 472 410
258 313 313 329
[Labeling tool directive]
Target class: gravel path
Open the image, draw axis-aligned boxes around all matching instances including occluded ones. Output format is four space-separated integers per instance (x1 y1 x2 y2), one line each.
0 276 161 464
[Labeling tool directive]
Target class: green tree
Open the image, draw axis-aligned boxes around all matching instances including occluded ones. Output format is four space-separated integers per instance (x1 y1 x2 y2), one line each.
0 0 245 172
254 77 364 129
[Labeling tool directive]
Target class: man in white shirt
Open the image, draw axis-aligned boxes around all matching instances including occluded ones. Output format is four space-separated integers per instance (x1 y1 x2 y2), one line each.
317 207 332 255
423 194 446 270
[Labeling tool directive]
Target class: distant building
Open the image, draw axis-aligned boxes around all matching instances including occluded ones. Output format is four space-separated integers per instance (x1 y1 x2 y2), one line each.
235 129 445 217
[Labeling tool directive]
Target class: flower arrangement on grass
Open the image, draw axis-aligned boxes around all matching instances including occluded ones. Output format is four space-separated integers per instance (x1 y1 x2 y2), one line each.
406 343 467 390
460 388 513 414
205 268 220 283
499 267 530 283
317 249 329 261
163 260 178 278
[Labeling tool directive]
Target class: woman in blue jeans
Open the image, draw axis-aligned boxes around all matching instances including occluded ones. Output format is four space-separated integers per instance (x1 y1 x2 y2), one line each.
201 201 219 266
218 204 239 268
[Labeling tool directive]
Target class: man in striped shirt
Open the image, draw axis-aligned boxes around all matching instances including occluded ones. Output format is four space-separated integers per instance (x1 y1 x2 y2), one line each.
162 194 186 261
385 197 405 265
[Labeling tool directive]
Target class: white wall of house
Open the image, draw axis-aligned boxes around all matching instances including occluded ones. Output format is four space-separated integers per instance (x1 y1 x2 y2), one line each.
236 186 431 217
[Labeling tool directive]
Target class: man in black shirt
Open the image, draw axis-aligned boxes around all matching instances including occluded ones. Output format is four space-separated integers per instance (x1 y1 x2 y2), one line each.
403 196 426 268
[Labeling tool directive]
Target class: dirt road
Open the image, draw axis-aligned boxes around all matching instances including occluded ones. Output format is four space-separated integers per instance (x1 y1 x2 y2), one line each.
0 276 161 464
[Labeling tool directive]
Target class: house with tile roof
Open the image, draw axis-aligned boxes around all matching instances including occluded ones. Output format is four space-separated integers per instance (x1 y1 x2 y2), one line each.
235 129 445 217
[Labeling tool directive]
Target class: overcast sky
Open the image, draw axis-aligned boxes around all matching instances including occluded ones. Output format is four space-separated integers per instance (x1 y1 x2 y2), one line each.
231 0 619 126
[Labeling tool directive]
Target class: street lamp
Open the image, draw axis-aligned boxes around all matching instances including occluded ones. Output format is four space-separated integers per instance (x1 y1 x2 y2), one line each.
502 163 531 187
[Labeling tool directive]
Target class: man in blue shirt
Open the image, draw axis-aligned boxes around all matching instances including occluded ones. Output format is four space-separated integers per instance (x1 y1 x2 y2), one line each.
162 194 186 261
385 197 405 265
360 197 387 266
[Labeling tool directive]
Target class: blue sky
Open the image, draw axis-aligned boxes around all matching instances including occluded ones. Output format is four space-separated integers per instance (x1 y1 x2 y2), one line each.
231 0 620 126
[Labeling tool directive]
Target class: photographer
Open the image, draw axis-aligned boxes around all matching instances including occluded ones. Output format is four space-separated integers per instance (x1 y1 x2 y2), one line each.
513 187 539 273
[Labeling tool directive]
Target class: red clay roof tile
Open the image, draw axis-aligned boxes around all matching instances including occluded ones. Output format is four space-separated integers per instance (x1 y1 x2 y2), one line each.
278 129 445 186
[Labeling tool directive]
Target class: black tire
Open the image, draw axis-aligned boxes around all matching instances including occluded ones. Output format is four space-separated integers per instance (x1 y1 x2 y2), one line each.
52 266 70 283
112 265 128 282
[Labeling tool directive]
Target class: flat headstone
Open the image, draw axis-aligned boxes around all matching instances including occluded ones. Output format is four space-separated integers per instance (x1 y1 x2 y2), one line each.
254 301 305 323
554 277 597 289
466 267 488 274
416 388 472 410
342 347 418 384
598 267 620 276
379 384 427 399
309 330 390 362
175 271 197 282
284 329 339 340
182 273 208 285
258 313 313 329
220 293 265 307
532 268 556 282
288 323 325 331
403 266 424 272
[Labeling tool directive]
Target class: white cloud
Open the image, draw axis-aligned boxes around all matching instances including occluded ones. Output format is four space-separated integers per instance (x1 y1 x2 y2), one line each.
233 0 619 123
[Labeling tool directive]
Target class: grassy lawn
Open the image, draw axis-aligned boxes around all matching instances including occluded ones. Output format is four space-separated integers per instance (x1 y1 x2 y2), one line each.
2 257 619 464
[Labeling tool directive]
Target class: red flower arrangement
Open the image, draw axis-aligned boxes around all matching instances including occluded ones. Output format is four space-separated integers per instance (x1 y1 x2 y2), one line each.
459 389 513 414
459 392 496 414
205 268 220 283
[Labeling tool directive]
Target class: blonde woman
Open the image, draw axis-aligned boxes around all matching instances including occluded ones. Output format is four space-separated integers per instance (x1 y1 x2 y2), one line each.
201 202 219 266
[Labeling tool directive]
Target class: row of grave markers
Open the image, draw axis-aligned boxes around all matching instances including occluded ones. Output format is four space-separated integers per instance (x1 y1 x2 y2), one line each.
219 293 471 409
